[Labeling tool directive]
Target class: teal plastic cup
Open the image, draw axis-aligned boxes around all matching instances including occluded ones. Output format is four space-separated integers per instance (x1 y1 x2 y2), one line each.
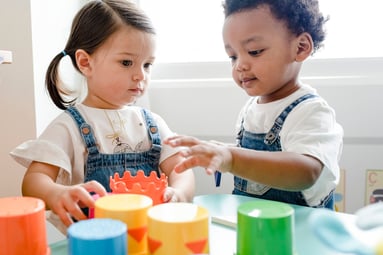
236 200 294 255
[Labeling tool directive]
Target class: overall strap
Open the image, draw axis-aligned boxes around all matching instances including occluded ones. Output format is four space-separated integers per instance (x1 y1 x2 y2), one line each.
66 106 99 155
264 94 317 145
140 108 161 146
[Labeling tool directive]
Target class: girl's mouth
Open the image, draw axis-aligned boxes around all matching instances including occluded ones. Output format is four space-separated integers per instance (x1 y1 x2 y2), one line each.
129 88 143 95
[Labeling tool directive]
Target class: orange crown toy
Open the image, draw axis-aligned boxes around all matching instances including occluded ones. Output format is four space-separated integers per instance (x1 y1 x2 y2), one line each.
110 170 168 205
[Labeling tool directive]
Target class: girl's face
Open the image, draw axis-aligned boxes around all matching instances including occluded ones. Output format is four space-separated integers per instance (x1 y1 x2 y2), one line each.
80 26 156 109
223 6 304 103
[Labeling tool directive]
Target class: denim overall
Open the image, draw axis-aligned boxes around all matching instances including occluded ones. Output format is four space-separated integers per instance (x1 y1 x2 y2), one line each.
66 106 161 192
232 94 334 209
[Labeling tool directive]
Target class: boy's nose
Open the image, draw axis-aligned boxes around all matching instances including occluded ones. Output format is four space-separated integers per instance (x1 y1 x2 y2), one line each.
235 58 250 71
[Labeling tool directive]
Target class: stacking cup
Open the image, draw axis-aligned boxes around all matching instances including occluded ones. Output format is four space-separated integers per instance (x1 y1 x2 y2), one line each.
237 200 294 255
67 218 127 255
110 170 168 205
94 194 153 255
147 202 209 255
0 196 50 255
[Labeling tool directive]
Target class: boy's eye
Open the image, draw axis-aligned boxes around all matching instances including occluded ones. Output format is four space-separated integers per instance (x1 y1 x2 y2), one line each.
121 60 133 67
249 49 264 56
229 56 237 62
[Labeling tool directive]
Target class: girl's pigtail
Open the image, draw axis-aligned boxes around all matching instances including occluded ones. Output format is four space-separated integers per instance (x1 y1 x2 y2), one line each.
45 51 76 110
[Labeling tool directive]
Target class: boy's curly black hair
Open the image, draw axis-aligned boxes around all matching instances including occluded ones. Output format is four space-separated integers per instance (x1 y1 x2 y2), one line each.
223 0 328 53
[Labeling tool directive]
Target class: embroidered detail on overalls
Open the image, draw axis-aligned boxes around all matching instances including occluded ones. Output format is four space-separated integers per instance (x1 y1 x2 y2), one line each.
65 106 162 192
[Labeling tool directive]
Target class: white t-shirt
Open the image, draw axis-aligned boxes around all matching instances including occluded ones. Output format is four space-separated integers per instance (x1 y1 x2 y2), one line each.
236 84 343 206
11 104 180 186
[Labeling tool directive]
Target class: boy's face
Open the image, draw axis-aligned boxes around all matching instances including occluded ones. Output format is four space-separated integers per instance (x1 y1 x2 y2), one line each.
223 6 304 103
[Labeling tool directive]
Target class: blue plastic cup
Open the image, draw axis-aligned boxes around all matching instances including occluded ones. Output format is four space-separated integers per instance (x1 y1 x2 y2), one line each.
68 218 127 255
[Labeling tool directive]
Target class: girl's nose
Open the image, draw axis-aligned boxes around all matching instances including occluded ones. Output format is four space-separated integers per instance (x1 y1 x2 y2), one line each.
132 67 145 81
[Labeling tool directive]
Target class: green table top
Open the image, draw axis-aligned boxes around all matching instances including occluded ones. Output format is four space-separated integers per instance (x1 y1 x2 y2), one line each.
49 239 67 255
193 194 356 255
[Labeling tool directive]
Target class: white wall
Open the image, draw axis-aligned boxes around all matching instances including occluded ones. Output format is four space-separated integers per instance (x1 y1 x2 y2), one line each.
0 0 84 197
31 0 85 136
0 0 35 197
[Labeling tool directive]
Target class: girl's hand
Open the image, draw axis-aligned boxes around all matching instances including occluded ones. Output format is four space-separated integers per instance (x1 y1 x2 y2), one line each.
163 135 233 174
47 180 107 227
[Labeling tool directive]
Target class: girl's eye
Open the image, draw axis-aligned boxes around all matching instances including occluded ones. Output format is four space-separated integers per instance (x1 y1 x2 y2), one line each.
121 60 133 67
249 49 264 56
144 62 153 70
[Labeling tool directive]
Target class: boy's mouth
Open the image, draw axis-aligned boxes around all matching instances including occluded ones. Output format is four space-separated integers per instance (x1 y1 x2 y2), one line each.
241 77 257 86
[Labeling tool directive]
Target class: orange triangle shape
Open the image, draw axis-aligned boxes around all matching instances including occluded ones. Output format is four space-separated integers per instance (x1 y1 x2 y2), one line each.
148 236 162 253
185 238 208 253
128 226 147 242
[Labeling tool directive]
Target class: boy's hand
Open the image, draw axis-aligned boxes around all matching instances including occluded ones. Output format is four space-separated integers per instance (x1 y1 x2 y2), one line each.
164 135 233 174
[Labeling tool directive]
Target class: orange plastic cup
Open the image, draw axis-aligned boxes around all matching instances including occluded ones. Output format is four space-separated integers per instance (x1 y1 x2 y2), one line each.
110 170 168 205
0 196 50 255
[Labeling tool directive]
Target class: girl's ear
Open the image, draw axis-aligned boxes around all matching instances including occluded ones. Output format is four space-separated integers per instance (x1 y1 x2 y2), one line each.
295 32 314 62
75 49 91 75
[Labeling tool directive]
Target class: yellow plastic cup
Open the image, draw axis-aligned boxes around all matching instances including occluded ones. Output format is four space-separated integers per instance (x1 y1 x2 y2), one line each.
376 239 383 255
94 194 152 255
147 202 209 255
237 200 295 255
0 196 50 255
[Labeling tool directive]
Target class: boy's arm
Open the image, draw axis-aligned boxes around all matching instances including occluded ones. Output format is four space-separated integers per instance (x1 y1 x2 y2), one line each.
160 153 195 202
228 147 323 191
164 135 323 191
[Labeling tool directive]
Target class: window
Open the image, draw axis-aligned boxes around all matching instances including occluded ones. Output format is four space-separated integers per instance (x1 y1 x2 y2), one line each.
139 0 226 63
139 0 383 63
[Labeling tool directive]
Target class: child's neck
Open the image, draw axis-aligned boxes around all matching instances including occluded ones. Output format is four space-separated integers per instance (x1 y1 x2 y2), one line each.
258 83 301 104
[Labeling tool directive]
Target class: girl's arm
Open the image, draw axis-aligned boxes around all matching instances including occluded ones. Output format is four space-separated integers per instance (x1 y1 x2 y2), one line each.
159 153 195 202
22 161 107 227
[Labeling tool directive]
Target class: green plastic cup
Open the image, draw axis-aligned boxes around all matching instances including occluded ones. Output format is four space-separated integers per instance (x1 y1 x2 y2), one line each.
236 200 294 255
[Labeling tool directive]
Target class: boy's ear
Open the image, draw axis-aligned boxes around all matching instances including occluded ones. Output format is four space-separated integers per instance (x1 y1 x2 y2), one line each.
295 32 314 62
75 49 91 75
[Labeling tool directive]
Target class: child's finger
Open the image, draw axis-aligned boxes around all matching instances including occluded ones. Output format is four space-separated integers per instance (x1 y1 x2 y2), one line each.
55 206 74 227
82 180 108 196
163 188 176 202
